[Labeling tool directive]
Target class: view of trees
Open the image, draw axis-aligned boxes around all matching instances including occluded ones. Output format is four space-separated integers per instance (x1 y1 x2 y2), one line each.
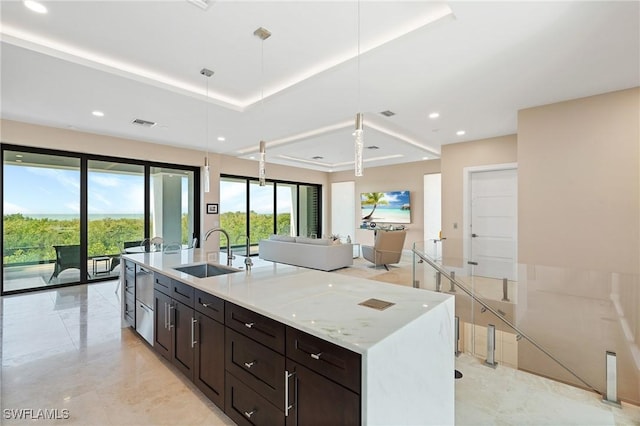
220 211 292 246
3 211 291 265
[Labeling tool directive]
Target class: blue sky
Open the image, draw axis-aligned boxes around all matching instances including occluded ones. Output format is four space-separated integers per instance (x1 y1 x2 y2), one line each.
4 165 292 216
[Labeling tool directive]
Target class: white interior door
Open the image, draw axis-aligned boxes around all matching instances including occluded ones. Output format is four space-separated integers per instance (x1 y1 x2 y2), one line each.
470 168 517 280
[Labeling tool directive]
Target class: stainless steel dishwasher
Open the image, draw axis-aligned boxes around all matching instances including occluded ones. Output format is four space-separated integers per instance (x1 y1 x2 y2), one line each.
135 265 154 345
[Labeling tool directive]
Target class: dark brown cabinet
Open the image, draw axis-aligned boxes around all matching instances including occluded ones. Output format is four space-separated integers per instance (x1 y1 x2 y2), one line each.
172 299 195 378
153 273 196 380
224 302 287 424
226 371 285 426
149 275 362 425
153 289 172 359
285 360 360 426
193 289 225 409
284 327 361 426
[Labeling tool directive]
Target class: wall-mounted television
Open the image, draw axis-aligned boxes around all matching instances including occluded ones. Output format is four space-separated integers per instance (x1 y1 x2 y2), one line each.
360 190 411 224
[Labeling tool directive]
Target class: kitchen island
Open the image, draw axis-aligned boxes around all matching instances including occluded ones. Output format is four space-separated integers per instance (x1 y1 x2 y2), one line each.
121 249 454 425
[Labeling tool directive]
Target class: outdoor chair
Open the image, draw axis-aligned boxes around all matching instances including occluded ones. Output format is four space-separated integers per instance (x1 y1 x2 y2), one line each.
49 244 89 282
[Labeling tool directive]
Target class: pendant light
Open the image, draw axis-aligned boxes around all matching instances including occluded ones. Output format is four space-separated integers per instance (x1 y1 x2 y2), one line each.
354 0 364 177
200 67 214 192
254 27 271 186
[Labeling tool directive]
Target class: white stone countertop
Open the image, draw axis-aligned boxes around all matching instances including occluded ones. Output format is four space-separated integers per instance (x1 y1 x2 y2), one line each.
123 249 452 355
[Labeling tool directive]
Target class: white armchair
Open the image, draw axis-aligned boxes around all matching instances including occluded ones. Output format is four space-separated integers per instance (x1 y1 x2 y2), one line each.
362 230 407 270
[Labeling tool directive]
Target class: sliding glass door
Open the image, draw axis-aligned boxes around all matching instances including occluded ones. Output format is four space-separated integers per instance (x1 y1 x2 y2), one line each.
87 160 144 281
2 145 200 295
3 150 81 292
220 175 322 257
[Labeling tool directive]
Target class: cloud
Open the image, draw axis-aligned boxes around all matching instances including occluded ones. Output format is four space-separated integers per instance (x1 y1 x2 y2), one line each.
3 202 28 214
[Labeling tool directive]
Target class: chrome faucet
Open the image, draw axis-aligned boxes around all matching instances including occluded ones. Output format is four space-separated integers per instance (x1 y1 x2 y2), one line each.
204 228 235 267
243 236 253 271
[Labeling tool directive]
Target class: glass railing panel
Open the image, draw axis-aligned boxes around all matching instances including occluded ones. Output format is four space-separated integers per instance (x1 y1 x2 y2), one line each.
413 241 640 405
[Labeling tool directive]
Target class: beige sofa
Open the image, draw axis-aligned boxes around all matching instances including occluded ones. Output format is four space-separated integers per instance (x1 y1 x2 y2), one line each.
259 235 353 271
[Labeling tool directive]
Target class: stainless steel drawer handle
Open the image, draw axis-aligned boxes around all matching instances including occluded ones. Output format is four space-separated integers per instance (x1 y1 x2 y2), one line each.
244 322 254 328
284 370 295 416
164 302 168 329
244 361 255 369
168 304 174 330
244 410 255 419
191 318 198 348
202 302 209 308
310 352 322 360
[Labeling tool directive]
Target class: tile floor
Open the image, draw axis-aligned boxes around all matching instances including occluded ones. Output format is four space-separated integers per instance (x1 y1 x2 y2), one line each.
1 271 639 425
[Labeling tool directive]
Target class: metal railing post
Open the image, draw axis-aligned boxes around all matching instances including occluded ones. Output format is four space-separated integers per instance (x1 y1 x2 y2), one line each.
502 278 509 301
455 316 461 357
435 271 441 292
449 271 456 292
602 351 621 407
484 324 498 368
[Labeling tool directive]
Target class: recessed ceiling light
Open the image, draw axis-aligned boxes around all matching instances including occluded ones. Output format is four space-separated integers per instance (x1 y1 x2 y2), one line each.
217 136 225 142
16 154 23 158
422 156 430 160
92 110 104 117
429 112 440 119
456 130 466 136
380 110 396 117
312 156 324 160
24 0 47 14
366 145 380 150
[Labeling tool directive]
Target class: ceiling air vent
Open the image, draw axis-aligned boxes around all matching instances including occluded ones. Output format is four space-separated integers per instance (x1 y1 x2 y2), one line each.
366 145 380 150
131 118 157 128
312 156 324 160
380 110 395 117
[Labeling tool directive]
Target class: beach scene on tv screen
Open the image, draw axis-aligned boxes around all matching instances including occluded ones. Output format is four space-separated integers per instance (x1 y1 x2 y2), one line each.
360 191 411 224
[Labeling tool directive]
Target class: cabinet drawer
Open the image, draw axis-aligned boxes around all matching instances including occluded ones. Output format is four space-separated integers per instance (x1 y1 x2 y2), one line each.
226 303 285 354
154 272 171 295
226 329 285 408
225 372 285 426
171 280 194 307
286 327 361 394
194 289 224 323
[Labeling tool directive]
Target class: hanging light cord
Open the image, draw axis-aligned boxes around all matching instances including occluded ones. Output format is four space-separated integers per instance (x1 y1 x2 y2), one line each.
357 0 361 112
206 76 209 158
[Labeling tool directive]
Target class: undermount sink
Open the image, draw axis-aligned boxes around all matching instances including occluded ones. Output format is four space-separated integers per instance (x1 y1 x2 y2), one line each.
173 263 241 278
